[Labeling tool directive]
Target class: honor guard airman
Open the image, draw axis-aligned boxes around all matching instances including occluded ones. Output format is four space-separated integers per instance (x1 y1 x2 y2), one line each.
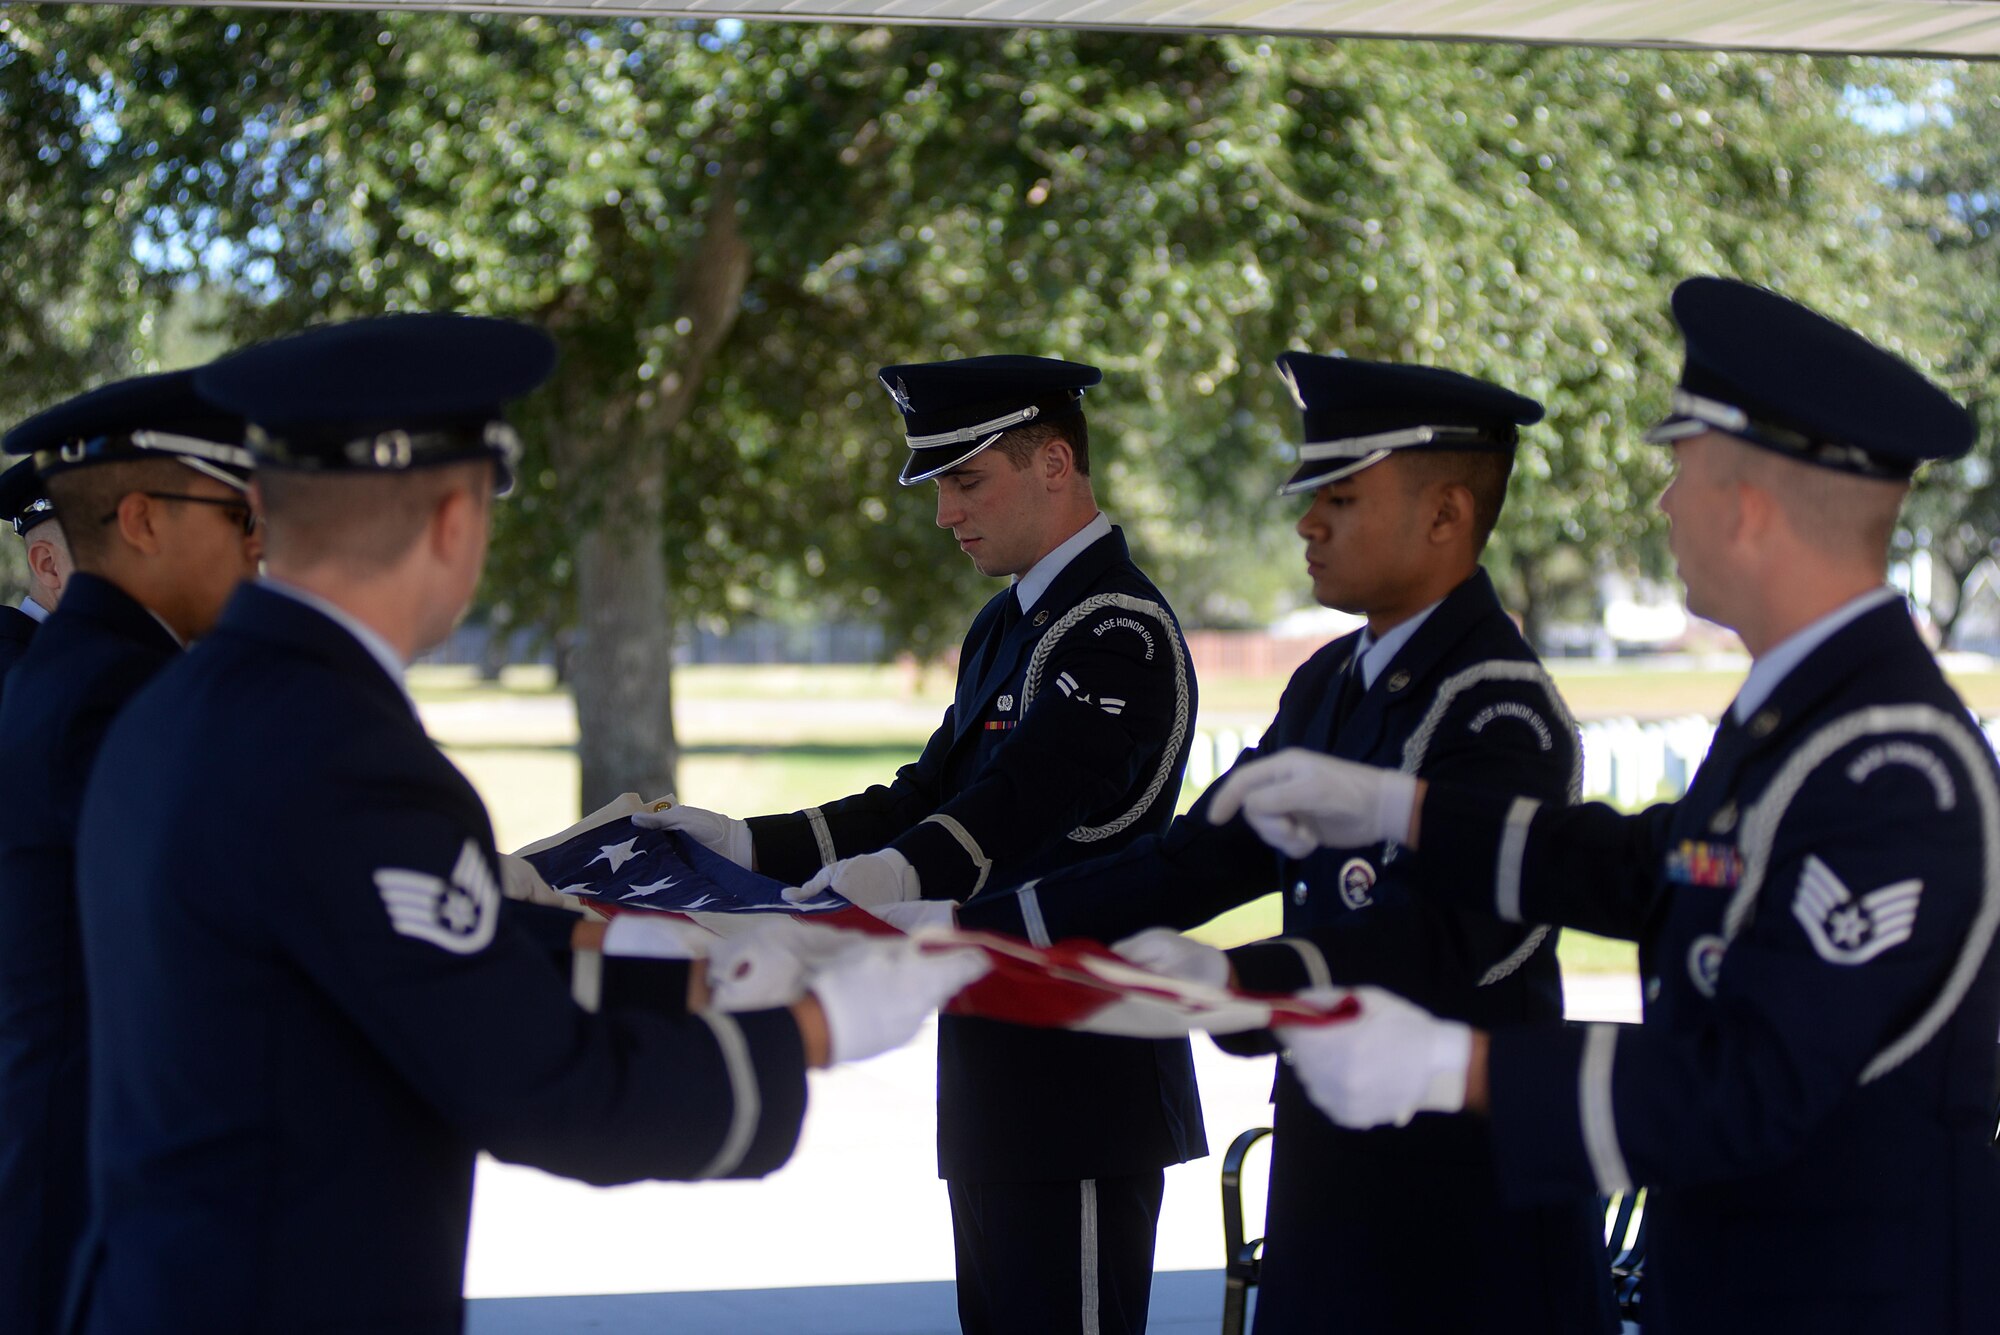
0 373 260 1335
1217 278 2000 1334
956 356 1615 1333
653 356 1204 1335
68 315 982 1335
0 458 69 698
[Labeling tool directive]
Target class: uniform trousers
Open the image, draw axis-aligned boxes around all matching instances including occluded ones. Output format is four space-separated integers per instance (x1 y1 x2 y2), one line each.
948 1170 1165 1335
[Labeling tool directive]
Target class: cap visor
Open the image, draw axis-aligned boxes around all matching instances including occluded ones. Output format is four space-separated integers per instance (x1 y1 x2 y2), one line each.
1277 449 1392 496
899 434 1002 486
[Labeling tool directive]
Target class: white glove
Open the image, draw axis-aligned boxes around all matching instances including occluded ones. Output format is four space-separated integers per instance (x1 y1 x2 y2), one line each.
868 899 958 933
783 849 921 908
1111 927 1232 989
1274 986 1472 1129
498 853 581 910
632 801 754 868
810 939 992 1064
602 913 711 960
1206 748 1418 858
705 933 810 1012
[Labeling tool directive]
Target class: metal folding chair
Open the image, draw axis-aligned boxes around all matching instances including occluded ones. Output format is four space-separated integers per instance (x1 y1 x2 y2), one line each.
1222 1128 1651 1332
1602 1188 1649 1322
1219 1127 1273 1335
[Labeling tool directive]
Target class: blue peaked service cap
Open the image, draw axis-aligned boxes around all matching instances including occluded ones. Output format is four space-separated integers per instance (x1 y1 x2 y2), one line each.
195 314 557 496
1275 353 1543 495
877 355 1101 485
1645 277 1973 479
4 368 253 493
0 459 54 536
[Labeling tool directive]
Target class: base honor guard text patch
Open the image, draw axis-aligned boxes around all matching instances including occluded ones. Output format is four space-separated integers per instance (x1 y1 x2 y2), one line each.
374 838 501 955
1792 854 1923 966
1664 839 1743 889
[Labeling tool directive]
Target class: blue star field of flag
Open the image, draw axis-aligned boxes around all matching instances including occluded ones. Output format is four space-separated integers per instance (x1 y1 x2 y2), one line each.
522 821 845 915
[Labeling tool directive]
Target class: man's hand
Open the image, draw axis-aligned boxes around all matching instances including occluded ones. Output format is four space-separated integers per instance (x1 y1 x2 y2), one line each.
601 913 711 960
1274 986 1473 1129
867 900 957 933
632 802 754 868
809 939 991 1064
706 934 810 1012
1206 748 1420 857
498 853 579 909
1111 927 1232 989
783 849 921 908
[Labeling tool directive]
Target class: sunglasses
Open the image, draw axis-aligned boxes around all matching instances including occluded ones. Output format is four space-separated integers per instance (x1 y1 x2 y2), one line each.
100 491 259 536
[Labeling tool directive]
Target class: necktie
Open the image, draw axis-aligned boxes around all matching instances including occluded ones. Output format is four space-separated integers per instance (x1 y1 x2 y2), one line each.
973 592 1022 686
1329 653 1365 741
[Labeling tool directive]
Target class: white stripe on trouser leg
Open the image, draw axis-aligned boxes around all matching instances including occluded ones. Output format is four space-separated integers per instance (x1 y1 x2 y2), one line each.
1080 1178 1101 1335
1579 1024 1632 1194
1495 796 1539 923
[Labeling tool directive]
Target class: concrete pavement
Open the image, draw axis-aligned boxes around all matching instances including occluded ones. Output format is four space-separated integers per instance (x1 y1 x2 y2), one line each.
462 973 1642 1329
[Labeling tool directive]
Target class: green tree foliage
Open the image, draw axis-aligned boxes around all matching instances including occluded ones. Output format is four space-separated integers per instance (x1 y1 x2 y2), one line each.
0 10 1960 796
1895 65 2000 646
0 12 171 595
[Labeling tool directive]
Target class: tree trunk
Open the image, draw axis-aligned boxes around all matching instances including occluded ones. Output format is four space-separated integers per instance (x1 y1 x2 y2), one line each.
571 516 677 809
1934 557 1975 650
1513 553 1548 654
562 178 752 811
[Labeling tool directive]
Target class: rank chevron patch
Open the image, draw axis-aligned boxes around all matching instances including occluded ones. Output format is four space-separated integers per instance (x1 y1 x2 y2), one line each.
1791 854 1922 966
373 838 501 955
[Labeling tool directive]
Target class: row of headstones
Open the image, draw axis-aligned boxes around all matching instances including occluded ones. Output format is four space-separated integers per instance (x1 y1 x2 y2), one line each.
1185 714 2000 809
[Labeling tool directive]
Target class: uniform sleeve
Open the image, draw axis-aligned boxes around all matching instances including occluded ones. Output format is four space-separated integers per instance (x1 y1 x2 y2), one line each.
1417 782 1678 942
49 657 166 847
889 597 1194 901
274 788 807 1187
1485 711 2000 1203
954 793 1276 944
746 711 954 884
1230 666 1580 1008
955 678 1281 945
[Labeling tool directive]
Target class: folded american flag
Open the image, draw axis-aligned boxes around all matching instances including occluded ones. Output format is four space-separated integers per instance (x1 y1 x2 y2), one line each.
521 820 847 916
515 797 1356 1039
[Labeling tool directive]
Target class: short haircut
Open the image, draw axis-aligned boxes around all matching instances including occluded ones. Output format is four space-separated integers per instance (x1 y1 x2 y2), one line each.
1718 437 1906 566
1395 449 1514 554
45 458 194 568
257 460 491 576
992 397 1090 476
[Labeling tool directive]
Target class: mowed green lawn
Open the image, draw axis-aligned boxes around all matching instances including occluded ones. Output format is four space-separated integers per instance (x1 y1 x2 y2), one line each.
424 658 2000 976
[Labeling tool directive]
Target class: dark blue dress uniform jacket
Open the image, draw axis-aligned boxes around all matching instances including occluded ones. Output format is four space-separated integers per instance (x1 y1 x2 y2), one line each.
748 526 1205 1181
1417 596 2000 1334
959 567 1616 1334
69 583 809 1335
0 575 178 1335
0 603 41 702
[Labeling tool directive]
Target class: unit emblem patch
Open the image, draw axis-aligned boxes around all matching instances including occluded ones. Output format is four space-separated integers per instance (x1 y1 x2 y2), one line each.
1687 933 1728 996
1338 857 1376 910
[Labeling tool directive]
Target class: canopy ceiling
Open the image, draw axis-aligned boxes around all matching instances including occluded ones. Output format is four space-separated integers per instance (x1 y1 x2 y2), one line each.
133 0 2000 59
